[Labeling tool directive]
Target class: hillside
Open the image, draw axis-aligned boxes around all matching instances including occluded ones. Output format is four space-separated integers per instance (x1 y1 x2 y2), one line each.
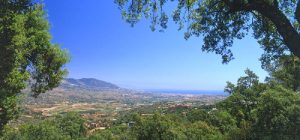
61 78 120 90
22 78 150 105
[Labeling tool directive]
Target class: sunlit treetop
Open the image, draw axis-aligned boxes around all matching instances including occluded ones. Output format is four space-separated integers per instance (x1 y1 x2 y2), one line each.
0 0 69 129
115 0 300 65
0 0 69 97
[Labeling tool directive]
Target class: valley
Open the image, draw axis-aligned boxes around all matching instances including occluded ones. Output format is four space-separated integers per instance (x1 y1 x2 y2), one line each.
14 78 226 131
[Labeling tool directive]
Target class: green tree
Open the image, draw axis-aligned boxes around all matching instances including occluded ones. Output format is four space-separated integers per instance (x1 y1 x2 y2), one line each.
186 109 209 123
219 66 300 139
0 0 69 130
268 55 300 91
132 113 183 140
55 112 87 139
1 112 88 140
253 86 300 140
115 0 300 64
208 110 237 135
185 121 222 140
219 69 266 125
19 120 70 140
88 130 113 140
1 120 70 140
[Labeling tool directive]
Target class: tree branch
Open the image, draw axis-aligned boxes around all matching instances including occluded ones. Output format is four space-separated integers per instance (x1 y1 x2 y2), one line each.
296 0 300 24
252 1 300 58
222 0 300 58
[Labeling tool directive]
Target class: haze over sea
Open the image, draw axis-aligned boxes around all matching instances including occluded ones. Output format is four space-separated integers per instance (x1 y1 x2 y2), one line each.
145 89 228 96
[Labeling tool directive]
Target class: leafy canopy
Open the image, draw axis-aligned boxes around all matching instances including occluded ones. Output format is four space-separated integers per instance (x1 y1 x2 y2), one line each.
1 112 86 140
0 0 69 130
115 0 300 64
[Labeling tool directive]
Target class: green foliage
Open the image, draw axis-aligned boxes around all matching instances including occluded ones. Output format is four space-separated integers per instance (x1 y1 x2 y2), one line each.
88 63 300 139
88 130 113 140
1 121 69 140
88 125 135 140
1 112 86 140
3 80 300 140
219 66 300 139
253 86 300 139
208 111 237 134
92 112 229 140
18 120 69 140
55 112 87 139
268 55 300 91
186 109 209 123
185 121 222 140
113 2 300 137
219 69 265 125
132 113 180 140
0 0 69 130
4 0 300 140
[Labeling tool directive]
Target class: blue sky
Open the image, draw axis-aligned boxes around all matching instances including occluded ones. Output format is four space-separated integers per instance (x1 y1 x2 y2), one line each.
44 0 268 90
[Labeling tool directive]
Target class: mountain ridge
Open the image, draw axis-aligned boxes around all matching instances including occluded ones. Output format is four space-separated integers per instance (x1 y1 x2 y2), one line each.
61 78 120 90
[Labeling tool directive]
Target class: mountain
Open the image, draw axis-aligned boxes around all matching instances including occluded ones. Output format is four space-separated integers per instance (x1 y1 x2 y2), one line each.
22 78 225 108
23 78 128 104
61 78 120 90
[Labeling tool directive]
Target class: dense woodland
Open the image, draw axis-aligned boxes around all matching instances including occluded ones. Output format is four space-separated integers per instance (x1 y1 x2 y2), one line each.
2 0 300 139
